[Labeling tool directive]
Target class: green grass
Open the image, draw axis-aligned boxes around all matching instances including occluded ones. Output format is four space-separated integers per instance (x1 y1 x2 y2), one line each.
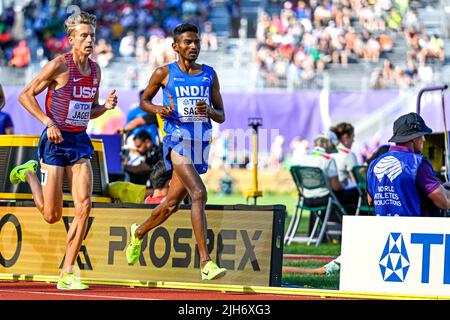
282 260 340 289
283 242 341 256
207 191 298 216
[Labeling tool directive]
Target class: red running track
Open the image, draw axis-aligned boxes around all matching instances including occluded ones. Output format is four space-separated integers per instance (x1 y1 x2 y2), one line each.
0 280 343 300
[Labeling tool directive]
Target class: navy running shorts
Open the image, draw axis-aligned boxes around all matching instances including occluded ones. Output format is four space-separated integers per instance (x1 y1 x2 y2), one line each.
38 129 94 166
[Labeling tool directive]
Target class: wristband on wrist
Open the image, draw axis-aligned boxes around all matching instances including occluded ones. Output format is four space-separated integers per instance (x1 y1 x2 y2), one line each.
46 123 56 129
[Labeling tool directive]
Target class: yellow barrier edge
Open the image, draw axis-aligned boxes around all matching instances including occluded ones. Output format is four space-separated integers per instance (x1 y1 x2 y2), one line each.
0 193 111 203
0 135 104 150
0 273 448 300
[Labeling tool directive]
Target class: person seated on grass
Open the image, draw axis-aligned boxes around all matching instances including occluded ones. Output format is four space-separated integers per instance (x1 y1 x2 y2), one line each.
282 256 341 276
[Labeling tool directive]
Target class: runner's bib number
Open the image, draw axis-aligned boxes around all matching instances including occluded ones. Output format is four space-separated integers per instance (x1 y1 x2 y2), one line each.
66 100 92 127
177 97 208 123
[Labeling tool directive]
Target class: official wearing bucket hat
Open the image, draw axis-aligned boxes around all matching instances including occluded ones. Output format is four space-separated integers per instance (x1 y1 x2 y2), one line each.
367 112 450 217
388 112 432 143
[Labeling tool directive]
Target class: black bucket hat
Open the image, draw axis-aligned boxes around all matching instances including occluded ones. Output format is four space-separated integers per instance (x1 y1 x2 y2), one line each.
388 112 432 143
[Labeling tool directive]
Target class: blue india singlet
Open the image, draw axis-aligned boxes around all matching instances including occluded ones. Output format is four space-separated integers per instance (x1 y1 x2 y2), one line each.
367 150 423 216
162 61 214 142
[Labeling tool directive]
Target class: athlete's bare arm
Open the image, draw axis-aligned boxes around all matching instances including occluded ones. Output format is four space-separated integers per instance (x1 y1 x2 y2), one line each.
140 66 172 119
19 55 68 143
196 70 225 124
19 56 67 127
90 63 118 118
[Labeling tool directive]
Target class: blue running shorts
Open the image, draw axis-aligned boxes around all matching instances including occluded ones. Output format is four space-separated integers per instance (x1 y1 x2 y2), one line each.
163 135 210 174
38 129 94 166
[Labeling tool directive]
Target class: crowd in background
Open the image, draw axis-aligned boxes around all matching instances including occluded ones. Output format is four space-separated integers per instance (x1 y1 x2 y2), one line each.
0 0 447 183
0 0 215 68
253 0 445 89
0 0 446 91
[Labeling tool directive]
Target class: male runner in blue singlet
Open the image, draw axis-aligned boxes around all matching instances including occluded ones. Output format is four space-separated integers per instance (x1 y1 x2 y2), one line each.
126 23 227 280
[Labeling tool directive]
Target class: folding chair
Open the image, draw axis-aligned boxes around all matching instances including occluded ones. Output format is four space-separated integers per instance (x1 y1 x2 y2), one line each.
284 166 347 246
351 165 374 216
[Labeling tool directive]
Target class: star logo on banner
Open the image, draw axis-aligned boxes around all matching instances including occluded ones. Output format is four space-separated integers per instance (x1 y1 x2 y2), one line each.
379 232 410 282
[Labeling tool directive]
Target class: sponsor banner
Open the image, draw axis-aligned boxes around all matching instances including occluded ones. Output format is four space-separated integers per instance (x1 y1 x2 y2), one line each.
341 216 450 296
0 205 284 286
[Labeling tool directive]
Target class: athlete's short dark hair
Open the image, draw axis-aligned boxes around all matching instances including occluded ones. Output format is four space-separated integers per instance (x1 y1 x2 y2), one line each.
173 23 199 41
150 160 172 189
133 130 151 142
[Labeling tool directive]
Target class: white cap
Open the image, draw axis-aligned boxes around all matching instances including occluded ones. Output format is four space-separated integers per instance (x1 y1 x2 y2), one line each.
317 130 339 146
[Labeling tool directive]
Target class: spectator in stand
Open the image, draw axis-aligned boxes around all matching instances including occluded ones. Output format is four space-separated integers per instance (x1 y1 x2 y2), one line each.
227 0 241 38
379 33 394 53
201 21 218 51
146 36 162 68
313 0 333 26
289 136 309 165
382 59 396 87
417 57 433 84
268 135 285 171
364 33 381 63
393 65 409 89
0 84 14 134
147 22 166 39
0 21 13 65
119 31 136 58
419 34 445 63
386 7 402 32
295 0 311 21
9 40 31 68
370 67 385 89
92 38 114 68
135 36 148 64
404 59 418 87
405 27 420 50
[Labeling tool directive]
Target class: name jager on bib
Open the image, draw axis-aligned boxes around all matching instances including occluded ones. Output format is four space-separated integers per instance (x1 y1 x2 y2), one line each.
175 85 210 123
66 100 92 126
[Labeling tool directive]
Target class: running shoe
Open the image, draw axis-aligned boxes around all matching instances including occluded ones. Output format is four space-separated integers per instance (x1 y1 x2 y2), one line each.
201 261 227 280
323 259 341 276
56 273 89 290
9 160 38 184
126 223 143 265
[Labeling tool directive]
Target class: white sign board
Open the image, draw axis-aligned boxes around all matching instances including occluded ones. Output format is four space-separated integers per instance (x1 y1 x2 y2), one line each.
340 216 450 296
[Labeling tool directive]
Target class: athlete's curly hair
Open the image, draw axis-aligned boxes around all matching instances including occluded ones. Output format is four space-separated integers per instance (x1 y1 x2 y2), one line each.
64 11 96 37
